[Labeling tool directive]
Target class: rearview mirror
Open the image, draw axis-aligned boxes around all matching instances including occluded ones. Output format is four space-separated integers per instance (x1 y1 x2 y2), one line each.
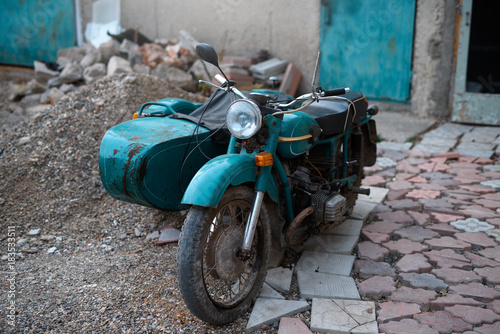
196 43 219 67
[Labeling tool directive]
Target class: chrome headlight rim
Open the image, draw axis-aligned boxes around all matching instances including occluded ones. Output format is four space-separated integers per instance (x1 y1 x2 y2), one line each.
226 99 262 139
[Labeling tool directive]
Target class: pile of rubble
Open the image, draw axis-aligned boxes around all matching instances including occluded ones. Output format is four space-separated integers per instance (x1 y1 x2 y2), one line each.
7 31 302 118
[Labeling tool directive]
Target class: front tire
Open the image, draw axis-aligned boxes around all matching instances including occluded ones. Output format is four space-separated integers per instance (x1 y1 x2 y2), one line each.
177 186 271 325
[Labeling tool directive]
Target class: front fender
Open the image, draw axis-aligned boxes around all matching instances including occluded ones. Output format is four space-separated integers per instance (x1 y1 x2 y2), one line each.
181 154 278 207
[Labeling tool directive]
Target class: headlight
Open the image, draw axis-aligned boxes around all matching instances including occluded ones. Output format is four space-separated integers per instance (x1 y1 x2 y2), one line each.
226 99 262 139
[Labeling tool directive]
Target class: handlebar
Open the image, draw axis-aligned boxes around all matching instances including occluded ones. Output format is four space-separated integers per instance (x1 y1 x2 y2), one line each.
321 87 350 97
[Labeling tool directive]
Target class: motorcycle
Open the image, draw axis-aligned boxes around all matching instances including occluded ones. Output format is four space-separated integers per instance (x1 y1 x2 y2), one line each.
99 43 378 325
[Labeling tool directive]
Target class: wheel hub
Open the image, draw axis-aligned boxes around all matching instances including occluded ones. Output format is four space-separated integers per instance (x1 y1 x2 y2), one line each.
207 224 245 282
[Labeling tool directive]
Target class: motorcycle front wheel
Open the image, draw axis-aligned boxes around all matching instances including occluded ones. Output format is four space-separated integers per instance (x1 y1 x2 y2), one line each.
177 185 271 325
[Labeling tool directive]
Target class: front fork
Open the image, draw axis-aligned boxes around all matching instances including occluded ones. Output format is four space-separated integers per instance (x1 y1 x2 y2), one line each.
238 114 281 259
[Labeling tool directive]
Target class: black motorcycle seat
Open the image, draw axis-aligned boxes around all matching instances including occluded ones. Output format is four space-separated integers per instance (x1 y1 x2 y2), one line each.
301 91 367 137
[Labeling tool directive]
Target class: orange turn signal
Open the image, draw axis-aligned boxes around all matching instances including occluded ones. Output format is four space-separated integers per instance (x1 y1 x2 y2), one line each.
133 112 138 119
255 152 273 167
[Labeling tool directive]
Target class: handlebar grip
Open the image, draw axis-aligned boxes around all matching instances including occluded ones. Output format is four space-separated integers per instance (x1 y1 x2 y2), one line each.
323 87 350 97
215 74 226 85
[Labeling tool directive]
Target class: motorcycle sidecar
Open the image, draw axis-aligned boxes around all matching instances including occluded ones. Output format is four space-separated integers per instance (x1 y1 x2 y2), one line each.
99 94 231 211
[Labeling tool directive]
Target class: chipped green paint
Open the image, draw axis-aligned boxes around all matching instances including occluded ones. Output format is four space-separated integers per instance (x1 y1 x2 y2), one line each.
0 0 75 66
320 0 416 101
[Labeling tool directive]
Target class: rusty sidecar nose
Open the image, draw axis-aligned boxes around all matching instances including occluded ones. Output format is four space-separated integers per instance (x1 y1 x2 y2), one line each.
99 111 226 211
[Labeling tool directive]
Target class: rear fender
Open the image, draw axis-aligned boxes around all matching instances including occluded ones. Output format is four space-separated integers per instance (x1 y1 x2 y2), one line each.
181 154 279 207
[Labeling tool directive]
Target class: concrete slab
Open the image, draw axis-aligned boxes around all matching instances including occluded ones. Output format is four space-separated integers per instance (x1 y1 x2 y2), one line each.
373 108 436 143
304 235 358 255
424 123 473 139
323 219 363 236
359 186 390 204
296 251 355 276
351 200 378 221
265 266 294 294
412 143 454 155
259 283 285 299
462 126 500 144
310 298 378 334
246 298 310 333
297 270 360 300
420 137 458 148
157 227 181 245
377 141 413 152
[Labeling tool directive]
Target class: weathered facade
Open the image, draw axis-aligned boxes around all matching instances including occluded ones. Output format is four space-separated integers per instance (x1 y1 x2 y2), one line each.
75 0 498 124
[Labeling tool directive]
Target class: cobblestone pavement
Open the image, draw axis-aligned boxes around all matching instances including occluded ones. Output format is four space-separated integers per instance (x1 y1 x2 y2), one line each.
250 123 500 333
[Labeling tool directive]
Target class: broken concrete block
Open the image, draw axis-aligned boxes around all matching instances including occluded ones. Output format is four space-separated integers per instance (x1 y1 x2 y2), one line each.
98 40 119 64
107 56 132 76
154 64 195 92
57 46 87 63
279 63 302 97
34 61 59 84
59 63 83 83
80 50 101 68
133 63 151 75
83 63 106 84
40 87 64 104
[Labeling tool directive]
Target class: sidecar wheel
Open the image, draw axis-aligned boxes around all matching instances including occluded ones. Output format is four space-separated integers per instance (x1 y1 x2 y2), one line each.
177 186 271 325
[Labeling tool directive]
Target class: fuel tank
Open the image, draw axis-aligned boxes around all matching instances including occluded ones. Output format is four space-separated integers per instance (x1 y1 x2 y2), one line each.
277 111 319 159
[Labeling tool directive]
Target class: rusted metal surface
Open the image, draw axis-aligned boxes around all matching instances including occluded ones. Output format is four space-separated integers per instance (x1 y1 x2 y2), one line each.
284 206 314 246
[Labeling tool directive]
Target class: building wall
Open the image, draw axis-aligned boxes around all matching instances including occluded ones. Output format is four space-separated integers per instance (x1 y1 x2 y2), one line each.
79 0 458 119
80 0 320 94
411 0 456 119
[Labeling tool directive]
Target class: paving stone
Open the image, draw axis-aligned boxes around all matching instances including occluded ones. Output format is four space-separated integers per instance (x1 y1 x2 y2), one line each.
431 268 482 285
376 157 398 169
389 287 438 310
364 164 383 175
474 267 500 285
358 276 396 299
246 298 310 332
357 241 389 261
415 310 473 333
371 203 392 214
387 180 413 191
421 172 453 181
408 211 430 226
387 189 410 201
419 162 437 173
376 211 414 224
362 221 406 235
420 199 457 215
408 175 428 184
362 174 386 187
379 318 439 334
426 224 458 237
475 321 500 334
310 298 377 334
459 184 496 194
377 302 421 324
399 273 448 292
473 199 500 210
415 182 448 191
277 317 312 334
431 213 466 224
259 283 285 299
383 149 410 162
412 143 454 155
358 186 389 204
351 200 378 220
454 232 497 248
445 304 500 325
486 229 500 243
265 266 294 294
406 189 442 200
423 249 472 270
354 260 396 279
297 270 360 300
464 251 500 268
323 219 363 236
478 246 500 262
304 235 358 255
393 226 439 242
424 236 472 252
395 173 416 181
481 179 500 191
484 165 500 173
487 218 500 228
385 239 429 256
296 251 354 276
360 230 391 244
395 253 432 273
386 199 423 211
459 205 499 220
449 282 500 301
430 294 484 310
433 152 460 159
488 300 500 314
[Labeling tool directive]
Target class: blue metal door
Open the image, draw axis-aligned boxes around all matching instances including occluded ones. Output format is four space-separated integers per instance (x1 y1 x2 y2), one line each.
320 0 416 102
0 0 76 66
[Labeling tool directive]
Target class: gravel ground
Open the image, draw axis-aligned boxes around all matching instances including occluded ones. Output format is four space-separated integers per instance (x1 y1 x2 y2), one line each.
0 73 284 333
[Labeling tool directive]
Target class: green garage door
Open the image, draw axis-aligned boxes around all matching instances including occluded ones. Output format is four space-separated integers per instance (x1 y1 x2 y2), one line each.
0 0 76 66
